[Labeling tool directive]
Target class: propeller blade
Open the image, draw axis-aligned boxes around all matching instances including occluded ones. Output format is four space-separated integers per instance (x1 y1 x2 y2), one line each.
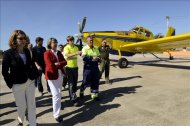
78 22 82 33
76 39 80 44
81 17 86 33
75 17 86 50
79 39 83 51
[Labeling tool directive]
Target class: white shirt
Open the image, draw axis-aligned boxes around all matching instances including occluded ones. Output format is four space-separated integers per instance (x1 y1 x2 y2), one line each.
19 53 27 64
51 50 59 61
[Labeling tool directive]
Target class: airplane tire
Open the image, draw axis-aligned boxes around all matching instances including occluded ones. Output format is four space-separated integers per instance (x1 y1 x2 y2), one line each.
169 56 174 60
118 58 128 68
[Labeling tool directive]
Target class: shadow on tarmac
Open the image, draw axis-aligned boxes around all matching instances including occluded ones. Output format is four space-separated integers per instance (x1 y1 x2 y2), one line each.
0 109 17 118
0 119 15 126
37 85 142 126
0 101 16 110
99 76 142 85
110 58 190 70
0 81 142 126
141 63 190 70
60 85 142 126
36 95 69 118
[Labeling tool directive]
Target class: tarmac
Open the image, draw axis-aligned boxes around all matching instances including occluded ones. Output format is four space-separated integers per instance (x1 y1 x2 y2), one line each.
0 54 190 126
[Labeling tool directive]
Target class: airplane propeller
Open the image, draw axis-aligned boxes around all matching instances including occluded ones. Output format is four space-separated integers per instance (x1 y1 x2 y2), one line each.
75 17 86 50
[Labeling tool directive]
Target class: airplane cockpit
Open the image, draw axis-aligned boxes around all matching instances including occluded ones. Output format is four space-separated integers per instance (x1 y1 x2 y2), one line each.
131 27 139 33
130 26 153 39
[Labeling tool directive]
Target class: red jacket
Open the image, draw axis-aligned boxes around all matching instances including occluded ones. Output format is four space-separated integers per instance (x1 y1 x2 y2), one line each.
44 50 67 80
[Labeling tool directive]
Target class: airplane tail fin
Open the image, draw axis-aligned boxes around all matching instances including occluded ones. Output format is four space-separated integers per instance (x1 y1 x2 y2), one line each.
165 27 175 37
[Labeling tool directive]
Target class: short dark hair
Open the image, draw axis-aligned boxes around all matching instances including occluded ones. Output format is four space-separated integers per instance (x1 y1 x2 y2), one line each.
102 38 107 41
26 36 30 43
67 36 74 42
35 37 43 42
58 44 63 48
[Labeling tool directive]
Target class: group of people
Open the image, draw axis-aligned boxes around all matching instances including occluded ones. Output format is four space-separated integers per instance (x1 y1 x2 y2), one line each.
2 30 112 126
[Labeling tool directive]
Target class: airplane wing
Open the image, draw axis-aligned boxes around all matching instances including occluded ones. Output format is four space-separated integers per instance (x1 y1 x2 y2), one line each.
120 33 190 53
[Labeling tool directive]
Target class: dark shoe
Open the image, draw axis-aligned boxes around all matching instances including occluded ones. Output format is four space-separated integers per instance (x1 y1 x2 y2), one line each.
79 91 84 98
18 123 23 126
106 79 112 85
105 79 110 84
55 116 63 123
62 83 67 88
25 112 28 121
93 97 101 101
72 99 80 107
39 92 43 97
109 81 112 85
105 81 108 84
73 102 79 107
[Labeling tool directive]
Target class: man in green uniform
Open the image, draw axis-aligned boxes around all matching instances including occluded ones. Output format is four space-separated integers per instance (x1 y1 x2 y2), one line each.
99 38 112 84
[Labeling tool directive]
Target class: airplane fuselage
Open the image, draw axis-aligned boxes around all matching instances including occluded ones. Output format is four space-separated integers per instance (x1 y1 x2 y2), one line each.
82 26 153 56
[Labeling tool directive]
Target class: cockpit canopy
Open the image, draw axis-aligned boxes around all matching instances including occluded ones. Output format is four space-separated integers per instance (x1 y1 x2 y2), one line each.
130 26 153 38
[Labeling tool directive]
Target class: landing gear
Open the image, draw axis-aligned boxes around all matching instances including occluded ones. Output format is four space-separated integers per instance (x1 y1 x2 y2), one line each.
168 51 174 60
117 49 129 68
118 58 128 68
169 56 174 60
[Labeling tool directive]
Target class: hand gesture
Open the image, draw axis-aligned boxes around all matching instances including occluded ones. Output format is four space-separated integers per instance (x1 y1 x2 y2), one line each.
77 51 82 55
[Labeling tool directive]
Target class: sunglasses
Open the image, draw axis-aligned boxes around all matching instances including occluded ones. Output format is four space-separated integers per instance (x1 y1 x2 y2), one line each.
67 40 74 42
17 37 26 41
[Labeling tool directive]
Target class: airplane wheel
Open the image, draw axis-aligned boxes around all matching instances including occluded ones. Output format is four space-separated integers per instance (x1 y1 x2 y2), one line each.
169 56 174 60
118 58 128 68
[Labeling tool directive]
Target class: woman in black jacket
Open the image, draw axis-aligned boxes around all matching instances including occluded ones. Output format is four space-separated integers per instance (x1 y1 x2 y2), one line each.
2 30 38 126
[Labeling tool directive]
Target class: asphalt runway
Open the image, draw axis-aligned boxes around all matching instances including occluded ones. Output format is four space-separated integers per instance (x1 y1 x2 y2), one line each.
0 54 190 126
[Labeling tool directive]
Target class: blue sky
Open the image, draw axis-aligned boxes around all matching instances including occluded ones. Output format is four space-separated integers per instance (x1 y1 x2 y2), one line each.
1 0 190 50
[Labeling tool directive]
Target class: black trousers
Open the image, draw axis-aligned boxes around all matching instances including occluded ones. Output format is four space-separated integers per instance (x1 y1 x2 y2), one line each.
35 70 50 93
66 67 78 101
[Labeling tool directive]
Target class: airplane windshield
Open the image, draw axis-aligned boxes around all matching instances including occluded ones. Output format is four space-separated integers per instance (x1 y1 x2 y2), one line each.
145 31 151 37
131 28 139 33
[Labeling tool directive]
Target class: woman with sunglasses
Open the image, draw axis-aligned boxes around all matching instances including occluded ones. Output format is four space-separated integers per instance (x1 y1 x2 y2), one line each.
2 30 38 126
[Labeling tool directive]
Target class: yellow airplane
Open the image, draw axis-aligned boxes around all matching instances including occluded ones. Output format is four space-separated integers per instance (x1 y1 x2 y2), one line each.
75 17 190 68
